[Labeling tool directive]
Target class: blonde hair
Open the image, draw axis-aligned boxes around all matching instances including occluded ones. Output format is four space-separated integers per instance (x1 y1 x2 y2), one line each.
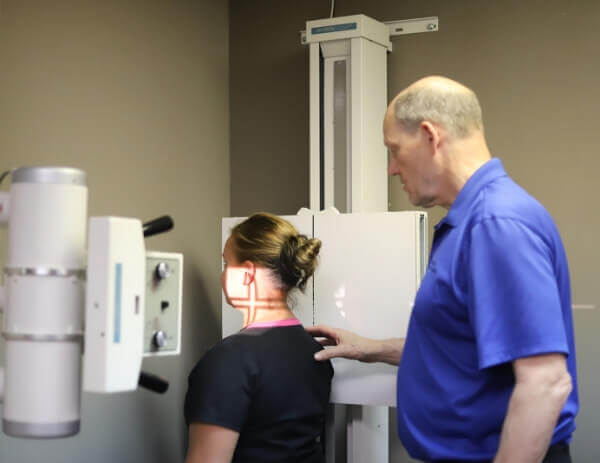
230 212 321 292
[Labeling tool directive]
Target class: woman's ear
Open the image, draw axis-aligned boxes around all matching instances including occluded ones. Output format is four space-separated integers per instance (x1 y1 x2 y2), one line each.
242 261 255 285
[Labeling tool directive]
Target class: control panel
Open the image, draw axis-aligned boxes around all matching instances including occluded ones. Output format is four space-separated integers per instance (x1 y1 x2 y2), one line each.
143 251 183 356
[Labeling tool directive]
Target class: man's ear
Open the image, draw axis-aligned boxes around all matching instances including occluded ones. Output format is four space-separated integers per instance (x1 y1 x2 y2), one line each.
242 261 255 285
420 121 442 152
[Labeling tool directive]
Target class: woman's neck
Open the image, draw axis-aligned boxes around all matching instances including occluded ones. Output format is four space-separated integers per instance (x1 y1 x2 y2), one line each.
233 267 298 328
241 303 296 328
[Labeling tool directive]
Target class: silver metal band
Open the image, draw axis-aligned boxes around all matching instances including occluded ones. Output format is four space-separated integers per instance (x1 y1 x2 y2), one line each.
2 332 83 342
4 267 86 279
3 419 80 438
11 166 87 186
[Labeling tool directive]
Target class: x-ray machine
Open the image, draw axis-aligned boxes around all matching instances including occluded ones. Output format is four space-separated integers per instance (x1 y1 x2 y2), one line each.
0 166 183 439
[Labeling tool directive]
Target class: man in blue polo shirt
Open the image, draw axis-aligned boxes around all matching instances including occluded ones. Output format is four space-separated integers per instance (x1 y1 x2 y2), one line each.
308 76 578 462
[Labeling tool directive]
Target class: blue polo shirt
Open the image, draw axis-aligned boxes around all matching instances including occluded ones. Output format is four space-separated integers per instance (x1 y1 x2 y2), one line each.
396 158 578 462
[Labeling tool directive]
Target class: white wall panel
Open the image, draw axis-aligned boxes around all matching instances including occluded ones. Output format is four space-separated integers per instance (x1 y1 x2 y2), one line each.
314 212 424 406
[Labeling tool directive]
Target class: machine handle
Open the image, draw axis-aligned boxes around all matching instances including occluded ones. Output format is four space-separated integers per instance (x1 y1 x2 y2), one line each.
143 215 174 238
138 371 169 394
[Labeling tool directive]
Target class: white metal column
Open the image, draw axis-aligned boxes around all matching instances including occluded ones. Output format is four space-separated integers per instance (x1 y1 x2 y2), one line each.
304 13 438 463
349 37 388 213
306 15 391 463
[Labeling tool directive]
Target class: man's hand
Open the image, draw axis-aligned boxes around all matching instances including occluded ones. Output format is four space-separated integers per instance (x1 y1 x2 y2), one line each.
306 325 405 366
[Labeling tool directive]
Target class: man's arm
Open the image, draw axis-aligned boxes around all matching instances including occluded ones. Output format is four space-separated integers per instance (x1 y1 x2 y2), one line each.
185 423 239 463
493 353 572 463
306 325 405 366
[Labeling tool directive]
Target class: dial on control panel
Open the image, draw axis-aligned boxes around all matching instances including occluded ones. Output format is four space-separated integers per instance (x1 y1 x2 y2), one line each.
155 262 170 280
152 330 168 349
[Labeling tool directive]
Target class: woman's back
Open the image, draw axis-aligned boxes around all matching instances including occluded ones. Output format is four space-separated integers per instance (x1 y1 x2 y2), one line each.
185 212 331 462
185 323 333 463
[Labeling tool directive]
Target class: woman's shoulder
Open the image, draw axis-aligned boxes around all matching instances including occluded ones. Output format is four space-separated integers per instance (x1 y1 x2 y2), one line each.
189 333 257 377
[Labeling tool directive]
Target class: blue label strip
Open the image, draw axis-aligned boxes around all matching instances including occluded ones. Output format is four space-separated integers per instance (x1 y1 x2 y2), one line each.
311 22 357 35
114 263 122 343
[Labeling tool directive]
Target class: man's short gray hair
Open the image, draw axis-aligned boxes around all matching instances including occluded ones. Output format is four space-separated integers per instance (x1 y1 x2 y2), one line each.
394 85 484 138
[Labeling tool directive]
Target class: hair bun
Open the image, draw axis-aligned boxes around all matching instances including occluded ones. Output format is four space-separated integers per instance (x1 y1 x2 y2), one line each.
230 212 322 293
279 234 321 291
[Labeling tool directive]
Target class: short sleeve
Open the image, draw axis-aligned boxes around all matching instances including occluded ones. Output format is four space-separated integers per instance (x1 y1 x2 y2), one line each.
468 218 569 370
184 338 256 431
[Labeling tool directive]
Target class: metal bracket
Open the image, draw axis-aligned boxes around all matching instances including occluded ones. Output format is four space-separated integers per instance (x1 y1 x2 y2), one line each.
300 16 438 45
385 16 439 37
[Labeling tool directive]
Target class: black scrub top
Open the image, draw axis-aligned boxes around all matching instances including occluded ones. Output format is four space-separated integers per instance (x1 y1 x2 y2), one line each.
184 325 334 463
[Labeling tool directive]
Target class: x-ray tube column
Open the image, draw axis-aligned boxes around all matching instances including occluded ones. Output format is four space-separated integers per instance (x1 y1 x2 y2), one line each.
2 167 87 438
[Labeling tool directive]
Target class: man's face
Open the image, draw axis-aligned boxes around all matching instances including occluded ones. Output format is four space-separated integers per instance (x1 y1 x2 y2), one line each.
383 117 438 208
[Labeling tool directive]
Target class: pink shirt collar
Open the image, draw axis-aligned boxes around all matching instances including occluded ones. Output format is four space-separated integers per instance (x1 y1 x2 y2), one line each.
245 318 302 329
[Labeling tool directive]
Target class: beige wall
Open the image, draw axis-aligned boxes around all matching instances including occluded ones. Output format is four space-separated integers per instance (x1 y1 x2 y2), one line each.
0 0 228 461
229 1 314 216
230 1 600 461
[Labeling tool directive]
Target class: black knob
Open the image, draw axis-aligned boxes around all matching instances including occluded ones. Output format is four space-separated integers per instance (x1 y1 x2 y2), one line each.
138 371 169 394
143 215 174 238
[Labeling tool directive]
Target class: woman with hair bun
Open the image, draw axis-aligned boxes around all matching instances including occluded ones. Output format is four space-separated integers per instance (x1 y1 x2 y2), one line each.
184 212 333 463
